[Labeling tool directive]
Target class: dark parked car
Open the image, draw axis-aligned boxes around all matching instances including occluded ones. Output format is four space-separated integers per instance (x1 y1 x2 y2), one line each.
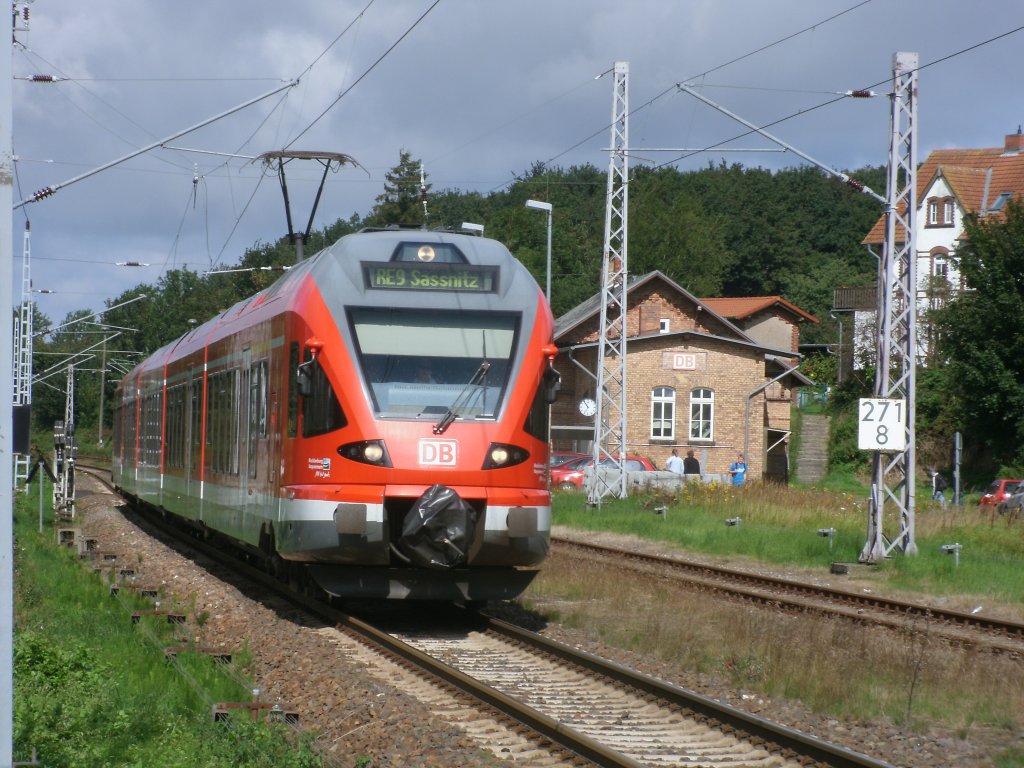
551 455 656 491
979 479 1022 508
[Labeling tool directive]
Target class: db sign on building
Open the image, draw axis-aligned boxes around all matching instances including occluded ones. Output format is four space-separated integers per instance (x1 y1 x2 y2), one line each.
672 353 697 370
419 439 458 466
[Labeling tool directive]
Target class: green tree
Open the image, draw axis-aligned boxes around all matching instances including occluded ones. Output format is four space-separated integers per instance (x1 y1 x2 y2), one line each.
629 166 731 297
367 149 428 227
937 199 1024 466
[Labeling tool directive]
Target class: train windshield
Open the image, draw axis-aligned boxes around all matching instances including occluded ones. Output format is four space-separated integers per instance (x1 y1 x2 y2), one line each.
350 308 518 419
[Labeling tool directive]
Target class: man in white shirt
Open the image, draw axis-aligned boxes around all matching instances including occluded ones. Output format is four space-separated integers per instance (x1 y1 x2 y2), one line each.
666 448 684 475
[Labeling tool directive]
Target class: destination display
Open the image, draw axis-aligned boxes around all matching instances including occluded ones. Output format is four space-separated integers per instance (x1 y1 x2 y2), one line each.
363 261 498 293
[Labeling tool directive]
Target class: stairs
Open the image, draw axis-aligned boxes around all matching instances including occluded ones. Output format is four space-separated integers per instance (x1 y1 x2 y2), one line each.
796 414 830 484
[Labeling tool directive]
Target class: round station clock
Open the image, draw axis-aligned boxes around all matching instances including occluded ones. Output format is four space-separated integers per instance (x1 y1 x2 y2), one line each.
578 397 597 417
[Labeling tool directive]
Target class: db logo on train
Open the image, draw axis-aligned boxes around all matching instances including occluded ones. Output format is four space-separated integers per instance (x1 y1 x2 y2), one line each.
419 439 458 466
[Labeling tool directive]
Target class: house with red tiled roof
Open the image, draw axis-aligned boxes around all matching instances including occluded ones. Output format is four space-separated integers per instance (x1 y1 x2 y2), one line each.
841 129 1024 368
700 296 817 358
551 272 814 483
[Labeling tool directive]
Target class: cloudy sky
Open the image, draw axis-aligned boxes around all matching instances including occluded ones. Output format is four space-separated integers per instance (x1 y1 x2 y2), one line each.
11 0 1024 326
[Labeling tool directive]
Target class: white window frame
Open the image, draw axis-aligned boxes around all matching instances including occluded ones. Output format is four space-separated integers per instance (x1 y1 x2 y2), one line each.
689 387 714 441
651 386 675 440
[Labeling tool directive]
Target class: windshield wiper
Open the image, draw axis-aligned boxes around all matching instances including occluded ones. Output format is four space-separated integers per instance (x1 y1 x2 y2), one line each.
433 361 490 434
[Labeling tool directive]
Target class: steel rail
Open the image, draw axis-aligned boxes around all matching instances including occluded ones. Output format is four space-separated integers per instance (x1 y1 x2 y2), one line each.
484 615 897 768
552 537 1024 646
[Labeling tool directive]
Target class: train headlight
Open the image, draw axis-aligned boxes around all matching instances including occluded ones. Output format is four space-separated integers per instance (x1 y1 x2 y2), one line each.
482 443 529 470
337 440 392 467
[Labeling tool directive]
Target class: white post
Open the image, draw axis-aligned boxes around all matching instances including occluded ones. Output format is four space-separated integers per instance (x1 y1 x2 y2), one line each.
524 199 553 303
2 5 16 765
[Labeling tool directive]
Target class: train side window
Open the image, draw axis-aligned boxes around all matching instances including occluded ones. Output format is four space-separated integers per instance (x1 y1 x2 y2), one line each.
206 369 240 475
301 352 347 438
190 378 202 473
248 360 267 478
523 381 550 441
249 361 268 438
112 402 121 461
205 373 216 470
165 385 183 470
126 396 138 466
142 391 162 467
288 342 299 438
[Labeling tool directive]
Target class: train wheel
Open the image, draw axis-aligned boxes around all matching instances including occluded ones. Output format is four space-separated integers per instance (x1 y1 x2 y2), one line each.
268 555 287 581
287 566 306 594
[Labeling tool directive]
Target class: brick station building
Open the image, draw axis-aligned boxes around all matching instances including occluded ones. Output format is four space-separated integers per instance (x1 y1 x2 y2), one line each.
550 271 814 483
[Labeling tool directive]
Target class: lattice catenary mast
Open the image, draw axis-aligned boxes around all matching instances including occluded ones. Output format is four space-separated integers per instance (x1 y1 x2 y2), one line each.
588 61 630 505
860 52 919 562
13 221 33 487
53 365 77 521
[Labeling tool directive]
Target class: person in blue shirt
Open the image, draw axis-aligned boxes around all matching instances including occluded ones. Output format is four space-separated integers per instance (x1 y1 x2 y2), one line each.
728 452 747 486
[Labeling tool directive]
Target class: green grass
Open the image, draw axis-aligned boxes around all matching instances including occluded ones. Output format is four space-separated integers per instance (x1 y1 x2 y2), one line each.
552 482 1024 604
540 483 1024 764
13 492 323 768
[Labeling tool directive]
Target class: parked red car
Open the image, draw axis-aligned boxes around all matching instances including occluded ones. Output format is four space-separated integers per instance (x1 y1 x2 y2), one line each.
550 455 656 491
978 478 1022 508
549 455 592 489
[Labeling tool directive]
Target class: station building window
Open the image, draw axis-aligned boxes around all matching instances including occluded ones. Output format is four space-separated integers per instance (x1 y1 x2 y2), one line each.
689 387 714 441
651 386 675 440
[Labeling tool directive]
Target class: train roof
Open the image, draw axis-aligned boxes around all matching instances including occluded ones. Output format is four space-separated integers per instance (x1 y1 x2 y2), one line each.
117 228 544 389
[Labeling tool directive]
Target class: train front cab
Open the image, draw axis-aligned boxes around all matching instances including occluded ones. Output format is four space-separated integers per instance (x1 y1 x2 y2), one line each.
279 258 556 601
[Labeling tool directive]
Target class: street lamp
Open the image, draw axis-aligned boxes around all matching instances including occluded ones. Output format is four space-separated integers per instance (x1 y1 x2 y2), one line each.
524 199 552 303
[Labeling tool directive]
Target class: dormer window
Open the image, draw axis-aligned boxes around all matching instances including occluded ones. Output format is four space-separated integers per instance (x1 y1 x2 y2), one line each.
989 192 1012 214
926 196 955 227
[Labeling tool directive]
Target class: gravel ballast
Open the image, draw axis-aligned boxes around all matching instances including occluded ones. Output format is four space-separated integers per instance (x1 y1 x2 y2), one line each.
66 480 1021 767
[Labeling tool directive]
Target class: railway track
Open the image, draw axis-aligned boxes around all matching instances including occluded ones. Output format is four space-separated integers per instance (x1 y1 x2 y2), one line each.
72 465 896 767
382 611 895 768
551 537 1024 655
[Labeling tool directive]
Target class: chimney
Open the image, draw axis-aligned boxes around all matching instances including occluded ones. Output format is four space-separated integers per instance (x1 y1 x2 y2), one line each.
1004 126 1024 155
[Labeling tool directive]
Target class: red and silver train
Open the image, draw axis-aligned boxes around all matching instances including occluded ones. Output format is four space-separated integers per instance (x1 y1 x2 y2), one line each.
112 228 559 601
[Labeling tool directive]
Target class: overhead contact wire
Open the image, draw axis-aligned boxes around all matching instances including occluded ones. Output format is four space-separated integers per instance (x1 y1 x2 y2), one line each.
285 0 442 148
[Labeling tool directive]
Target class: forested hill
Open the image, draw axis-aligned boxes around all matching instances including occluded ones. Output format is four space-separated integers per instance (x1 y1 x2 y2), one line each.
432 161 887 340
35 154 1024 472
32 156 887 434
95 156 886 353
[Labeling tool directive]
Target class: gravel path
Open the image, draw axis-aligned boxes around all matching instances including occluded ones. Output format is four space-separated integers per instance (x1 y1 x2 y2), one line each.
68 480 1020 767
